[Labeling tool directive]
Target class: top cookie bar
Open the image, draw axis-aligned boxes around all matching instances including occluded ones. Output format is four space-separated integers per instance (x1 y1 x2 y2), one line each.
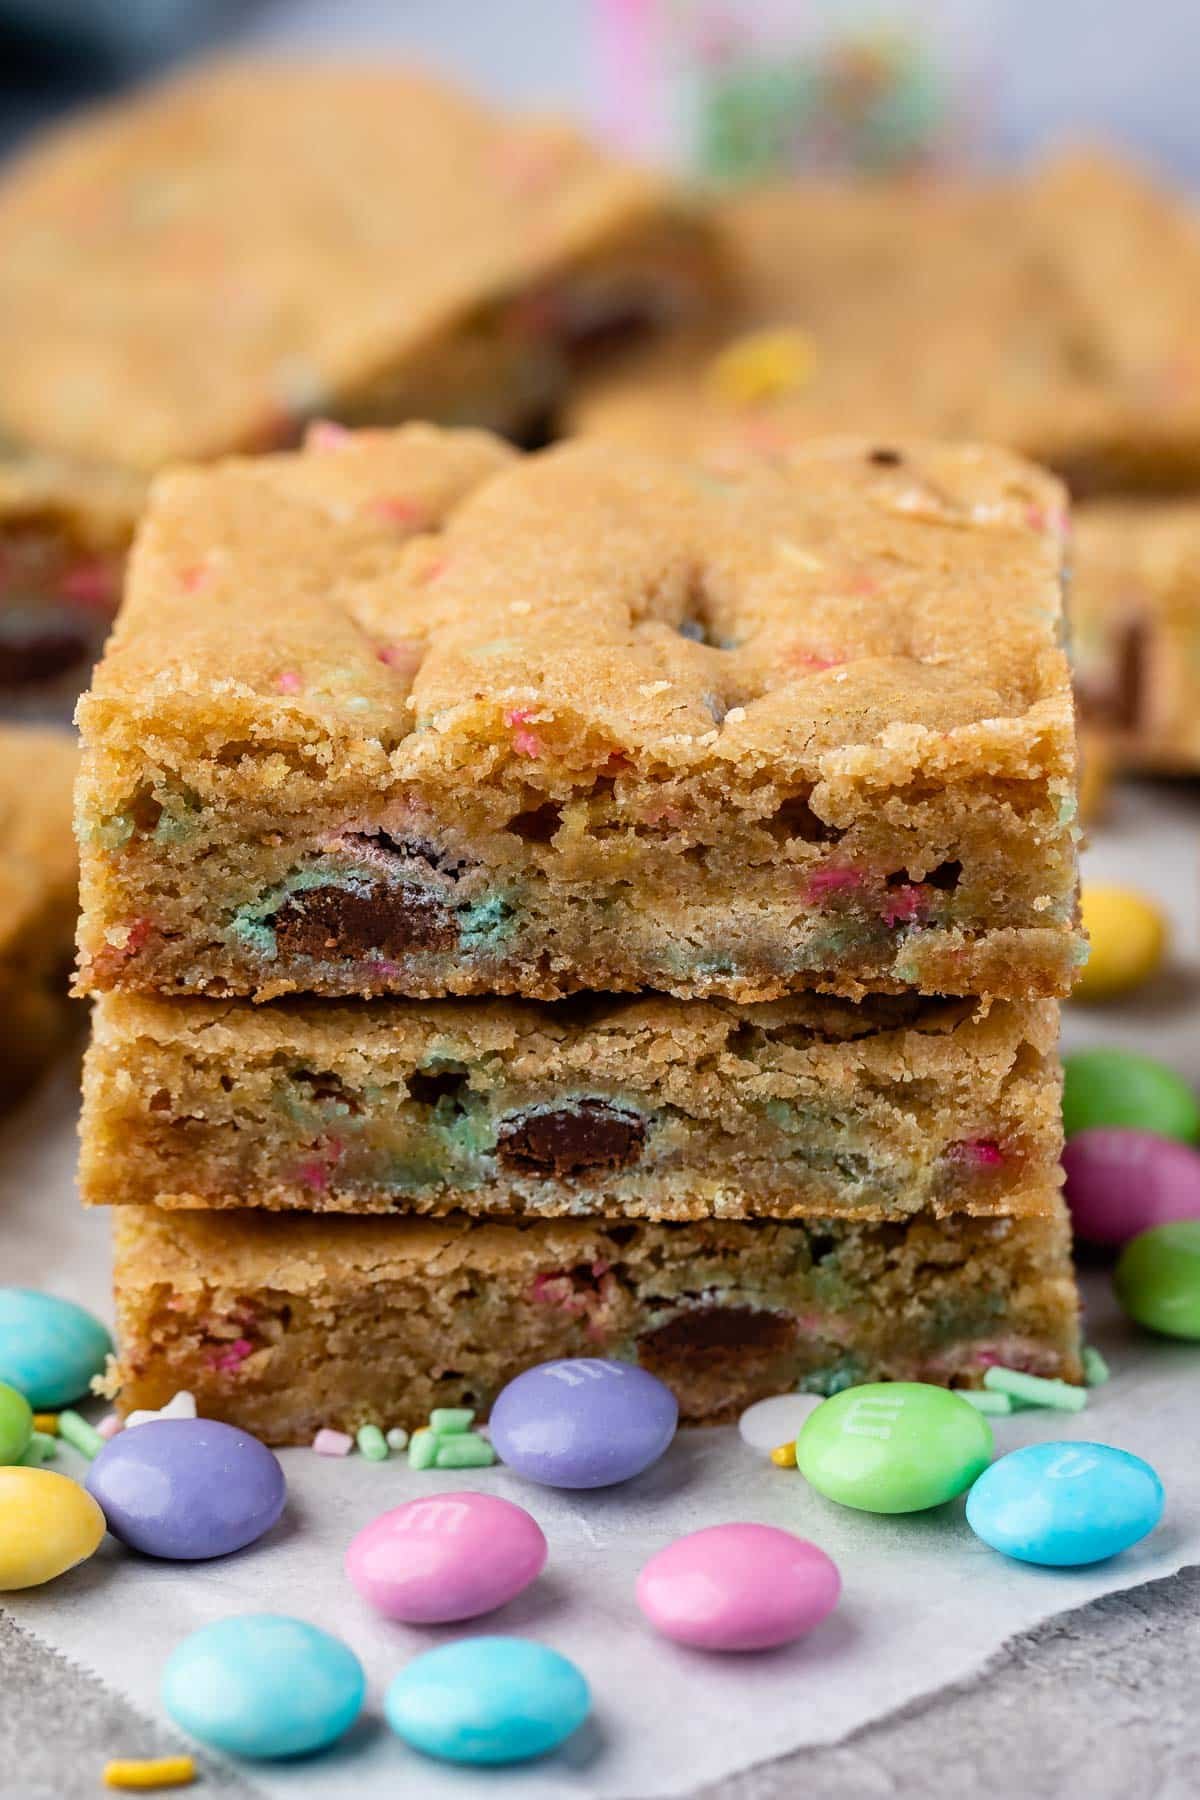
570 151 1200 497
0 59 717 474
75 424 1081 1004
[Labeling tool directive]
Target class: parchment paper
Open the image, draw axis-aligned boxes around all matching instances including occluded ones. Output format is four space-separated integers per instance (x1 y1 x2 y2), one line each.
2 781 1197 1798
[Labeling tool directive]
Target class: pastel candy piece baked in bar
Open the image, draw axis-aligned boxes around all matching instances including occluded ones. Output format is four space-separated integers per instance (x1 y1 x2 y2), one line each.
0 726 79 1103
74 426 1081 1004
571 151 1200 497
105 1204 1083 1443
0 60 719 476
81 990 1064 1223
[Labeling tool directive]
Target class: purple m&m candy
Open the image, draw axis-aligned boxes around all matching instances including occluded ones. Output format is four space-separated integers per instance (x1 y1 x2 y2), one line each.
489 1358 677 1489
1063 1128 1200 1246
637 1524 841 1651
86 1418 285 1560
346 1491 546 1623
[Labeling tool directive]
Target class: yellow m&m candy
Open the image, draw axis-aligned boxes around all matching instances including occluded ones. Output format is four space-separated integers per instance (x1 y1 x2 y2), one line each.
707 328 817 406
0 1466 105 1589
1074 885 1167 1002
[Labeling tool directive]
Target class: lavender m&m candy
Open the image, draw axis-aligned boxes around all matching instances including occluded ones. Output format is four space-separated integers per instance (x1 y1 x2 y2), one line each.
637 1524 840 1651
1063 1128 1200 1246
86 1418 285 1559
346 1492 546 1623
489 1358 677 1489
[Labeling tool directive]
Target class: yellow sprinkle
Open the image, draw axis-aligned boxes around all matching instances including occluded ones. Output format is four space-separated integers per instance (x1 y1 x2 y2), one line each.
770 1441 797 1468
32 1413 59 1435
1074 883 1167 1002
707 328 818 407
103 1756 196 1790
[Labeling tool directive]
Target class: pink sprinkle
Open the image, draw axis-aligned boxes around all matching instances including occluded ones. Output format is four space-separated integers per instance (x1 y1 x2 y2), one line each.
307 419 355 451
849 572 879 597
276 670 302 694
418 554 451 585
880 883 927 928
376 640 423 673
367 958 400 979
178 563 211 594
96 1413 123 1440
504 707 543 758
789 647 844 672
947 1138 1005 1169
58 557 118 609
295 1160 330 1191
805 865 865 901
367 495 428 529
204 1337 255 1374
312 1427 354 1457
1025 504 1047 532
121 917 154 959
738 417 791 453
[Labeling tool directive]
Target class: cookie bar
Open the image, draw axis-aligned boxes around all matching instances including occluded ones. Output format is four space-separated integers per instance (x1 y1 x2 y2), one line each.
81 991 1062 1222
0 61 718 475
75 427 1081 1005
106 1203 1082 1441
1072 500 1200 772
0 726 79 1099
571 151 1200 495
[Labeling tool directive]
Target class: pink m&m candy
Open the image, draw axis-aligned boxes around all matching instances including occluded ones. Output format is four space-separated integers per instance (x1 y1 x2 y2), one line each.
1063 1128 1200 1246
345 1492 546 1624
636 1524 840 1652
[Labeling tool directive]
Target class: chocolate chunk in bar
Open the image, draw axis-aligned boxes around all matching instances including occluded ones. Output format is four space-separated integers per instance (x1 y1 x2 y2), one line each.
497 1099 646 1178
271 881 456 959
638 1305 800 1399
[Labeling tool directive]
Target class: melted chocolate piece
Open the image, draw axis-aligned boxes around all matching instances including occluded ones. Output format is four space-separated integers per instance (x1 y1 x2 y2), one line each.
0 606 90 685
1074 615 1147 735
497 1100 646 1179
271 881 455 959
639 1305 798 1360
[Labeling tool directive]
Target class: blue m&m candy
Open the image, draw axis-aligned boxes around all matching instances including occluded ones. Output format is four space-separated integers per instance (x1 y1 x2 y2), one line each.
488 1358 677 1488
0 1289 112 1408
162 1615 365 1759
384 1637 590 1765
966 1441 1164 1566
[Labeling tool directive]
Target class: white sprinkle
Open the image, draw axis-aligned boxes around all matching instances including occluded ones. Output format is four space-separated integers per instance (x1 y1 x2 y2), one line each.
385 1427 410 1451
724 706 747 724
509 600 532 616
639 680 672 697
126 1390 197 1429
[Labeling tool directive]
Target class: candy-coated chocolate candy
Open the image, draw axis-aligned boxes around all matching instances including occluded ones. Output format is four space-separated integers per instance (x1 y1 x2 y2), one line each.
1073 885 1167 1002
161 1614 365 1759
346 1491 546 1623
86 1418 285 1559
1063 1128 1200 1246
637 1524 840 1651
796 1382 993 1514
966 1441 1164 1566
1114 1221 1200 1339
737 1393 822 1454
0 1289 112 1408
0 1382 33 1465
384 1637 589 1765
488 1358 677 1489
0 1466 106 1589
1062 1048 1199 1144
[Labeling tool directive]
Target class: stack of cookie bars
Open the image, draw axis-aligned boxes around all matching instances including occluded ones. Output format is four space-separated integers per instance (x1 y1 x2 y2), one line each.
76 425 1084 1441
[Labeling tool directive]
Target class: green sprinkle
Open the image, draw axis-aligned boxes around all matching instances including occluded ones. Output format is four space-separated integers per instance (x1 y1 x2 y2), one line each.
429 1407 475 1437
982 1368 1087 1412
356 1424 389 1462
434 1435 496 1470
408 1427 438 1470
1082 1345 1111 1387
58 1409 105 1459
18 1430 58 1466
959 1389 1013 1415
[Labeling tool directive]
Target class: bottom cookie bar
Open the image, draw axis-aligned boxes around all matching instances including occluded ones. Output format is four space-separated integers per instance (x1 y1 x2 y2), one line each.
108 1204 1082 1443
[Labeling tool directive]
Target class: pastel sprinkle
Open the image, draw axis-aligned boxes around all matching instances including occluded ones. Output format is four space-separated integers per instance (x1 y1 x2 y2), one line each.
356 1425 389 1462
126 1391 196 1429
306 419 354 451
770 1441 797 1468
32 1413 58 1435
58 1409 104 1459
1082 1346 1111 1387
408 1428 438 1471
19 1431 58 1466
434 1435 497 1470
982 1368 1087 1413
960 1390 1014 1415
97 1413 123 1440
430 1408 475 1436
312 1428 354 1457
385 1427 410 1452
276 670 303 694
103 1755 197 1790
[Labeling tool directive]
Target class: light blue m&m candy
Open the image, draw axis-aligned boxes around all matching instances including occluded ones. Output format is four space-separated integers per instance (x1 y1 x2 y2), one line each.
966 1441 1164 1567
384 1637 590 1765
162 1615 365 1760
0 1289 112 1408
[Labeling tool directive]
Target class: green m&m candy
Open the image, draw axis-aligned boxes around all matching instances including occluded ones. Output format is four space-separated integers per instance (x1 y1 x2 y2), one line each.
0 1383 33 1466
796 1382 993 1514
1062 1048 1200 1144
1115 1221 1200 1340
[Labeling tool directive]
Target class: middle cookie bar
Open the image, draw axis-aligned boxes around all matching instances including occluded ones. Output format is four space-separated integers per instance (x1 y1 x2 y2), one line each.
82 990 1062 1222
75 426 1081 1006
